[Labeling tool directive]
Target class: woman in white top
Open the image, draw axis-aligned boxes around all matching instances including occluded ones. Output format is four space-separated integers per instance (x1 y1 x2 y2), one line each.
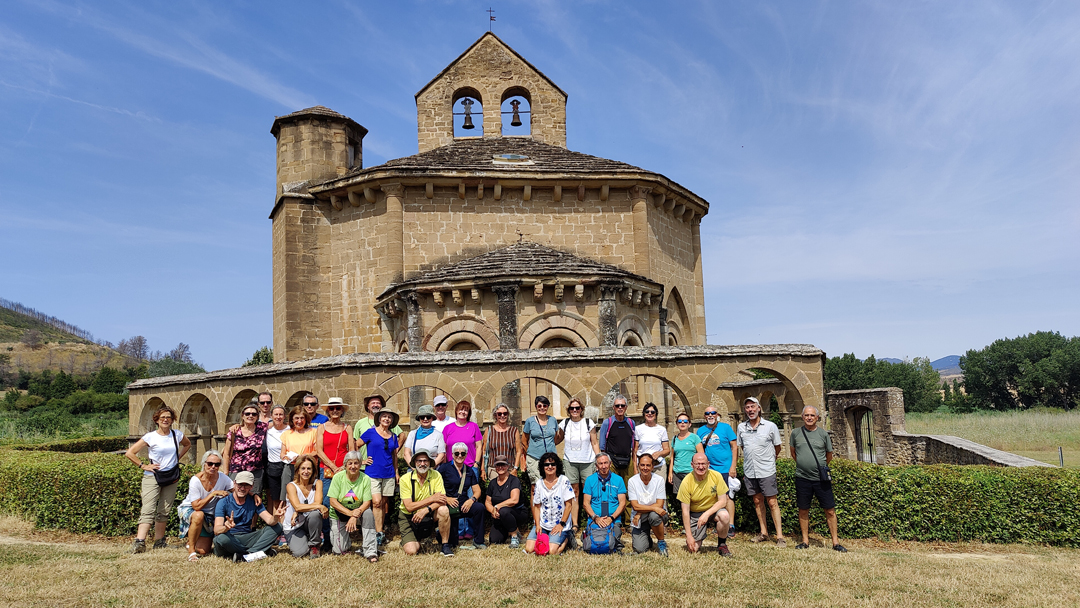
177 449 233 561
559 398 599 529
124 405 191 554
264 405 289 513
634 402 670 472
283 454 328 558
525 452 575 555
402 405 446 469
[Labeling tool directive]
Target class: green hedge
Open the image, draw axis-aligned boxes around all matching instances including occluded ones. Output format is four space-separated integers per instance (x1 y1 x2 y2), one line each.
1 448 1078 545
11 435 128 453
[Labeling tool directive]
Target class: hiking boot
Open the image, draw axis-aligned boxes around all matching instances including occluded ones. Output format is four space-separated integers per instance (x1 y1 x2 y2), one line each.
718 544 733 558
833 544 848 553
232 552 246 563
472 542 487 550
776 538 787 548
308 546 320 559
441 543 455 557
509 535 521 550
152 538 169 550
750 533 769 543
131 539 147 554
795 542 809 549
657 540 669 557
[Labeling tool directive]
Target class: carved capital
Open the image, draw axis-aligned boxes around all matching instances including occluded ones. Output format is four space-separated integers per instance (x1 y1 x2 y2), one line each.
381 183 405 198
629 185 652 201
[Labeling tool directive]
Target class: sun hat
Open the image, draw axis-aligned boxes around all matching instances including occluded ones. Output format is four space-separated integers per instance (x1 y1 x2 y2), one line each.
363 394 385 413
376 408 400 429
323 397 350 414
410 448 433 467
414 404 436 421
234 471 256 486
535 532 550 555
728 476 742 498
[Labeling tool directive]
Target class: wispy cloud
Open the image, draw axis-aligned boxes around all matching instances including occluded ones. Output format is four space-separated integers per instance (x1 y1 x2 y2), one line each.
0 80 158 120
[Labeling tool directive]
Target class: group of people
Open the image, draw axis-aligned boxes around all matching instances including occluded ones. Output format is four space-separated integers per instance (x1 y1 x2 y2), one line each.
125 390 845 562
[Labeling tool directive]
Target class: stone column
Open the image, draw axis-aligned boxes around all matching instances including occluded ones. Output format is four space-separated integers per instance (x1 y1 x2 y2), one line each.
405 293 424 416
658 306 668 347
691 218 706 344
598 283 620 347
493 283 522 425
382 184 405 284
630 185 652 277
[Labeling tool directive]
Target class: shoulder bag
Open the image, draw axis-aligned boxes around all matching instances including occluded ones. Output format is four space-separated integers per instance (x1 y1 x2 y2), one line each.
800 427 831 482
153 430 182 486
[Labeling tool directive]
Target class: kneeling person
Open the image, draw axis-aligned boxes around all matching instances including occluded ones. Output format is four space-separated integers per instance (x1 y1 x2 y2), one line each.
582 453 627 553
628 454 669 556
437 442 486 549
326 450 379 561
399 449 454 557
677 453 733 557
213 471 287 562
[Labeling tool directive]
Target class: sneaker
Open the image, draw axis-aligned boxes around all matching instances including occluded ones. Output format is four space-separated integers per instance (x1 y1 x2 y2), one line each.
232 552 245 563
441 543 455 557
795 542 809 549
718 544 732 558
244 550 268 562
459 543 476 550
472 542 487 550
152 538 169 550
376 532 385 547
657 540 669 557
307 546 320 559
265 547 278 558
776 538 787 548
750 533 769 543
131 539 147 554
728 525 736 537
833 544 848 553
509 535 521 550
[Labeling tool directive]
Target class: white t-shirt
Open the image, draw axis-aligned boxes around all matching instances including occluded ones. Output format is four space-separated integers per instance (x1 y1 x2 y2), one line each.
532 474 575 531
634 424 669 468
561 418 596 463
179 473 234 513
627 473 666 528
405 427 446 459
432 417 454 434
282 481 318 532
266 425 287 463
141 429 185 476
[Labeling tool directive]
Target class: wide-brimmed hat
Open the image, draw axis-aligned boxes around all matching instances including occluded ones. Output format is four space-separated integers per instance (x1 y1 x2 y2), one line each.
493 455 510 467
414 404 436 421
410 448 433 467
363 394 386 412
323 397 350 415
376 408 400 429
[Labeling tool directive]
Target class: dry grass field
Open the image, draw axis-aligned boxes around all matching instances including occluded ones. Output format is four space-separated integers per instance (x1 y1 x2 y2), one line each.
906 409 1080 468
0 516 1077 608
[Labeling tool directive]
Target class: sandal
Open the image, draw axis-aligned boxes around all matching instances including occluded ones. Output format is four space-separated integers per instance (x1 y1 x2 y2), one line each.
368 555 379 563
749 533 769 543
795 543 809 549
187 552 199 562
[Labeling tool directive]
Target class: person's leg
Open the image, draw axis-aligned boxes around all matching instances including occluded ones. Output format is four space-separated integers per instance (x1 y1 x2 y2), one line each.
752 491 769 536
435 505 451 544
399 511 421 555
448 513 461 546
193 532 213 556
152 480 178 543
825 508 840 546
330 518 352 555
524 526 538 553
795 477 813 545
285 528 308 557
721 473 735 536
213 533 244 557
489 513 508 545
360 509 378 558
688 512 708 553
631 525 651 553
798 510 810 545
186 511 205 553
136 475 159 542
371 491 385 534
766 494 785 540
303 510 323 551
468 501 486 545
319 470 332 550
246 524 283 554
651 511 666 541
525 456 540 483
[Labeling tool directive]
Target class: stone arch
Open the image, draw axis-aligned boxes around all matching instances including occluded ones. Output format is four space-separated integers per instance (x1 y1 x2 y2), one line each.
533 327 587 349
452 86 484 137
378 384 459 428
588 367 695 421
284 390 315 410
138 396 166 434
500 85 531 136
180 393 218 464
518 312 599 349
711 362 822 425
424 315 499 351
374 372 472 415
226 389 259 427
618 314 652 347
474 370 588 424
667 287 691 345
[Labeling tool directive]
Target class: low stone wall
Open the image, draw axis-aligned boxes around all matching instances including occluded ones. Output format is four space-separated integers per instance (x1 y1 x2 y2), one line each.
889 432 1053 467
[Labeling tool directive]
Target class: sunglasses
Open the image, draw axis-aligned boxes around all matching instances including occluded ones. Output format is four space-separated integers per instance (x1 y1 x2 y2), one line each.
644 410 657 416
677 419 690 424
453 451 467 457
205 461 222 467
258 400 272 405
328 406 343 411
614 404 627 408
495 412 509 417
568 406 582 411
418 416 434 421
542 462 557 468
704 411 719 416
243 411 258 417
303 403 318 408
536 404 548 408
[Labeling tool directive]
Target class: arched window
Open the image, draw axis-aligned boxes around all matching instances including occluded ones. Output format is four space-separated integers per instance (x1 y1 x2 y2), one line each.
453 88 483 137
501 88 531 136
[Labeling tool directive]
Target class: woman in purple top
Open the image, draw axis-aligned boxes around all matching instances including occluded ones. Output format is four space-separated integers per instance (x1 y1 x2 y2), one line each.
356 409 400 548
442 400 483 468
222 402 268 496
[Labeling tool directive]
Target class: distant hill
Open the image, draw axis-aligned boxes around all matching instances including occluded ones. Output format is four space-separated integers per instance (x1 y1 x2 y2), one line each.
0 298 96 344
931 355 962 376
879 357 904 364
1 298 128 376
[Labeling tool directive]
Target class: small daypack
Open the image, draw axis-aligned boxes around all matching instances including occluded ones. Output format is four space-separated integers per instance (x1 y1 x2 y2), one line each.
581 520 618 555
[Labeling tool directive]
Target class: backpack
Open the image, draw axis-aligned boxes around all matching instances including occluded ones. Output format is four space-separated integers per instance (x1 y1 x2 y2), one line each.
602 416 635 468
581 519 618 555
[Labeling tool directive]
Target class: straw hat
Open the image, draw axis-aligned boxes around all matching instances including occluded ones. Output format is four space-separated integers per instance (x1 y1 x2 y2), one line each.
323 397 350 415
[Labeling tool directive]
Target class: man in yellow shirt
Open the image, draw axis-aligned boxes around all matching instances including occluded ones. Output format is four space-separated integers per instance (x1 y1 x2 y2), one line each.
676 453 733 556
398 449 453 557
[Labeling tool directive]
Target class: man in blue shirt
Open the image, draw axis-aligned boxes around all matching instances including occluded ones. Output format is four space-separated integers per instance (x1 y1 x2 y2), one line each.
302 393 329 427
697 406 738 536
582 453 627 552
213 471 287 562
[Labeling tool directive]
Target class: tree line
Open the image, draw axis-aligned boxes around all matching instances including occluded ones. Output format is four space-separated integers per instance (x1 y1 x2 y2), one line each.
0 297 97 343
824 354 943 413
961 331 1079 411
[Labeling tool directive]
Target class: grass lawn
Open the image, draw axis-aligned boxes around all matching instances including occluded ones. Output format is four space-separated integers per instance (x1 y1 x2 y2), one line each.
0 516 1078 608
906 408 1080 468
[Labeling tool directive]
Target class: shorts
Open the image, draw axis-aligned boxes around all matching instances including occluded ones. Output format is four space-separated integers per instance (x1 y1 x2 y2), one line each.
370 477 396 497
745 474 778 497
688 510 725 542
266 461 285 501
562 459 596 485
527 526 568 546
795 477 835 510
398 511 435 545
177 504 214 538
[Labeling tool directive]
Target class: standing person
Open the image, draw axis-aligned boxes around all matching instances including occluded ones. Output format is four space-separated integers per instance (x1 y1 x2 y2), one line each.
279 407 317 502
264 405 290 515
125 405 191 553
481 403 519 481
256 391 274 425
559 397 598 529
403 405 447 468
737 397 786 547
431 395 454 434
326 450 378 561
356 408 401 549
222 403 267 496
302 393 328 428
485 457 527 548
790 405 846 552
282 454 327 558
634 402 670 472
177 450 232 562
597 394 636 486
525 452 575 555
316 397 355 551
437 442 486 550
627 454 669 556
442 400 483 469
677 453 733 556
697 405 738 536
398 449 453 557
212 471 286 562
521 395 559 482
668 412 703 496
352 395 404 472
581 453 627 553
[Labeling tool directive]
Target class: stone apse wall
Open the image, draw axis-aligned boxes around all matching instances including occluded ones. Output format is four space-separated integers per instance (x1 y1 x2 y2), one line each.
128 344 824 463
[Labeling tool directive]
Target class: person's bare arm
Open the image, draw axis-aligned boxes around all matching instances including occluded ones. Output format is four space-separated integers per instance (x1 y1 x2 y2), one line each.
825 451 833 465
682 502 697 552
728 439 738 477
178 435 191 462
220 435 234 475
124 439 150 469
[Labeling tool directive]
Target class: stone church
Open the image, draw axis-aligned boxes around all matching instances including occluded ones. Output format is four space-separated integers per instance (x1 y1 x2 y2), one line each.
129 33 825 461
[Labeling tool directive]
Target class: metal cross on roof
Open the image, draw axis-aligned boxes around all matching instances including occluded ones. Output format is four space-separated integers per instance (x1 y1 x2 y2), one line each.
487 8 495 31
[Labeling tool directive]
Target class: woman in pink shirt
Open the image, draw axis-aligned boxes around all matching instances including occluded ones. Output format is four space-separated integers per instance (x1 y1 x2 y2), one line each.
442 400 483 468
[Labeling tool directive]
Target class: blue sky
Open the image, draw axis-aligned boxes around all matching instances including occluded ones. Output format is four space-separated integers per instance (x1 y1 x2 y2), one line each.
1 1 1077 371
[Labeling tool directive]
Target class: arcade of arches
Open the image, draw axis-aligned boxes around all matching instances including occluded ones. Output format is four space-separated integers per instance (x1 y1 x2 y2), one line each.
128 345 824 463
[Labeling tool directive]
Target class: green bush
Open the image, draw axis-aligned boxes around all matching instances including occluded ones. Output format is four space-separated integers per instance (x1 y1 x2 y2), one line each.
11 435 128 453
